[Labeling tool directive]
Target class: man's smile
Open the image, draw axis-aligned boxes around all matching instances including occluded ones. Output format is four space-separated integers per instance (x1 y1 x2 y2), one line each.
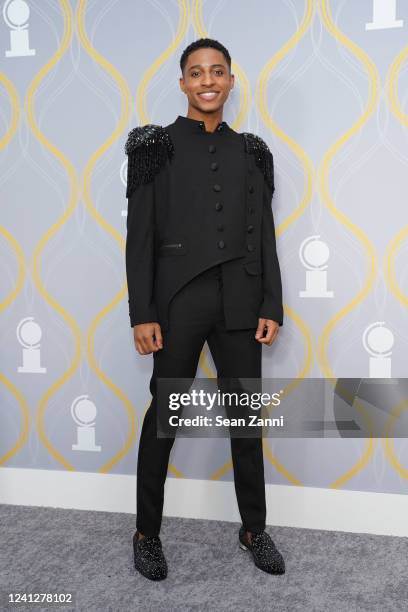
197 91 220 100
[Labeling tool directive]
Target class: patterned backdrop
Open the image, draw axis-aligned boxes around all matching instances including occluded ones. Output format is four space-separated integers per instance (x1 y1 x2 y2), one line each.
1 0 408 495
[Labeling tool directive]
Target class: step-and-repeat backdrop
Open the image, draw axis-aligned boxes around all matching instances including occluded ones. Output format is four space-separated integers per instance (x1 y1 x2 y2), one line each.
1 0 407 495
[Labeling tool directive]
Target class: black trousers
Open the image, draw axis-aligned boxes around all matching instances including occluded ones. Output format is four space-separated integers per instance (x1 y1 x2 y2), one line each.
136 264 266 536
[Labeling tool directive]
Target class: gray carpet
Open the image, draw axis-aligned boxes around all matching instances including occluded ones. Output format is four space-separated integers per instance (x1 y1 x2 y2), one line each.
0 504 407 611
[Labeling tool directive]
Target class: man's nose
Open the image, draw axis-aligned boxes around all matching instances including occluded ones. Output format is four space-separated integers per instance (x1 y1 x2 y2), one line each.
201 71 215 86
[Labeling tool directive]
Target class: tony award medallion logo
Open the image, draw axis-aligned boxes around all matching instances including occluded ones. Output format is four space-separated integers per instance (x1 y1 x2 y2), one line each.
17 317 46 373
71 395 102 452
299 235 334 298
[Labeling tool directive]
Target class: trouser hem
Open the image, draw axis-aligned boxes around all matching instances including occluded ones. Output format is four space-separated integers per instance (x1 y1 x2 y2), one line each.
136 524 161 538
242 523 266 534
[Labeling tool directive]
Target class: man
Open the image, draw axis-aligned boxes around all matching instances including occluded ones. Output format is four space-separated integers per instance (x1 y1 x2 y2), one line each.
125 38 285 581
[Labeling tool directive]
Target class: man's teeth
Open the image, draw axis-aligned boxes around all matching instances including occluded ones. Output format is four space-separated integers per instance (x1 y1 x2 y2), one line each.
199 92 218 99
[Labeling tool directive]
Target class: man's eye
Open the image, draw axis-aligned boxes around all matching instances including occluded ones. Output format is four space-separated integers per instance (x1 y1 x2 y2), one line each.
215 70 224 75
191 71 200 77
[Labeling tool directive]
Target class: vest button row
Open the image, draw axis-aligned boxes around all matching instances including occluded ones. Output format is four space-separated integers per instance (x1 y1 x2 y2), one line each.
210 162 218 171
247 225 254 233
208 144 216 153
248 185 255 193
218 240 225 249
213 184 221 192
247 244 255 252
217 225 224 231
248 206 254 214
215 202 223 211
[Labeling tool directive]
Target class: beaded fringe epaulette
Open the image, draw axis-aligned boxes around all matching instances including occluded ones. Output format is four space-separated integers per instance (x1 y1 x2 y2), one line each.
242 132 275 192
124 124 174 198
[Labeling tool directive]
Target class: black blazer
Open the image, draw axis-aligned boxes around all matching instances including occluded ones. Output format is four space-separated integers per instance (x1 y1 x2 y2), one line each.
125 115 283 331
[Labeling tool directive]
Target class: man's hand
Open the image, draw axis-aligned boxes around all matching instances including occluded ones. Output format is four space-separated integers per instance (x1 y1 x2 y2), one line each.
255 318 279 346
133 322 163 355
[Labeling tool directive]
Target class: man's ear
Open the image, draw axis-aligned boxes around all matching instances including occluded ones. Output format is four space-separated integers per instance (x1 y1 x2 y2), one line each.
179 76 185 93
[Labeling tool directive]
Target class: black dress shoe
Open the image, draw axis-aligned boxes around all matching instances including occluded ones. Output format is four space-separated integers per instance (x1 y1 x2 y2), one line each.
239 526 285 575
133 531 168 580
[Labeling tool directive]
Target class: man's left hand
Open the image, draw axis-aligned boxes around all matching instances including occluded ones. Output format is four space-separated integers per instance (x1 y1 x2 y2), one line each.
255 318 279 346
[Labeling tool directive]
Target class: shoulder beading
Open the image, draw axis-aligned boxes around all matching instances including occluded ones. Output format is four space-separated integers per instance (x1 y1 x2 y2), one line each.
124 124 174 198
242 132 274 191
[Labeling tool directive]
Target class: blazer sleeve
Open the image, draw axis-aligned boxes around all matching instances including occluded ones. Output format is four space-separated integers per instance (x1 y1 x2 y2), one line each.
125 178 157 327
259 176 284 326
124 124 173 328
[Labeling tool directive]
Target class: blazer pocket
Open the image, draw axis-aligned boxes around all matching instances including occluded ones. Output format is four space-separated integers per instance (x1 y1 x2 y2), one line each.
158 242 188 257
244 261 262 275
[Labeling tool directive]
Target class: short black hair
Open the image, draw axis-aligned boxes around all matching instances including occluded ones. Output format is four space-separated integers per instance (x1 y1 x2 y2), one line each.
180 38 231 75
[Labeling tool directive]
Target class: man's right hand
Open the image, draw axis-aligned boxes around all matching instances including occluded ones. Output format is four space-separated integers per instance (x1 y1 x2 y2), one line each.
133 322 163 355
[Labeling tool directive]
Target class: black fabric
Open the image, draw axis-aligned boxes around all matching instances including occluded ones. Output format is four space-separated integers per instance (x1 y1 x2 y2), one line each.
125 114 283 330
136 265 266 537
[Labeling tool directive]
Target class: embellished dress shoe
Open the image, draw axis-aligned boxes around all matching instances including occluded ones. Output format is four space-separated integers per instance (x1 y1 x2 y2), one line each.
133 531 168 580
239 526 285 575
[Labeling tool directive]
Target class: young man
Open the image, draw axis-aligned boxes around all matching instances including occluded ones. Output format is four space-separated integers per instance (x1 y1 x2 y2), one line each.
125 38 285 581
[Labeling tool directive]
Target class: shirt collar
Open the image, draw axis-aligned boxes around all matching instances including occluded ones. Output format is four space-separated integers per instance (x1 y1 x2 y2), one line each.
175 114 228 133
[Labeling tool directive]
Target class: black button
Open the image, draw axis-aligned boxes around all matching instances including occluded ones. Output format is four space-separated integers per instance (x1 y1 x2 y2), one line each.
210 162 218 171
218 240 225 249
248 206 254 214
247 244 255 252
213 184 221 192
199 122 205 130
208 145 216 153
217 225 224 232
248 185 254 193
247 225 254 233
215 202 223 211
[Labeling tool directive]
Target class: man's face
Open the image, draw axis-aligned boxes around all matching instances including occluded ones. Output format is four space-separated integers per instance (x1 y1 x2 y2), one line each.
179 47 234 114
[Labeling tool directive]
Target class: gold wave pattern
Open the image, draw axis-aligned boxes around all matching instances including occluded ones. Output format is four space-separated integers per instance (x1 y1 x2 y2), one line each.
0 72 30 463
382 42 408 477
383 43 408 310
76 0 135 473
0 229 29 465
256 0 315 485
387 44 408 127
31 0 80 471
317 0 380 487
258 0 316 236
137 0 190 123
0 378 30 465
135 0 189 478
